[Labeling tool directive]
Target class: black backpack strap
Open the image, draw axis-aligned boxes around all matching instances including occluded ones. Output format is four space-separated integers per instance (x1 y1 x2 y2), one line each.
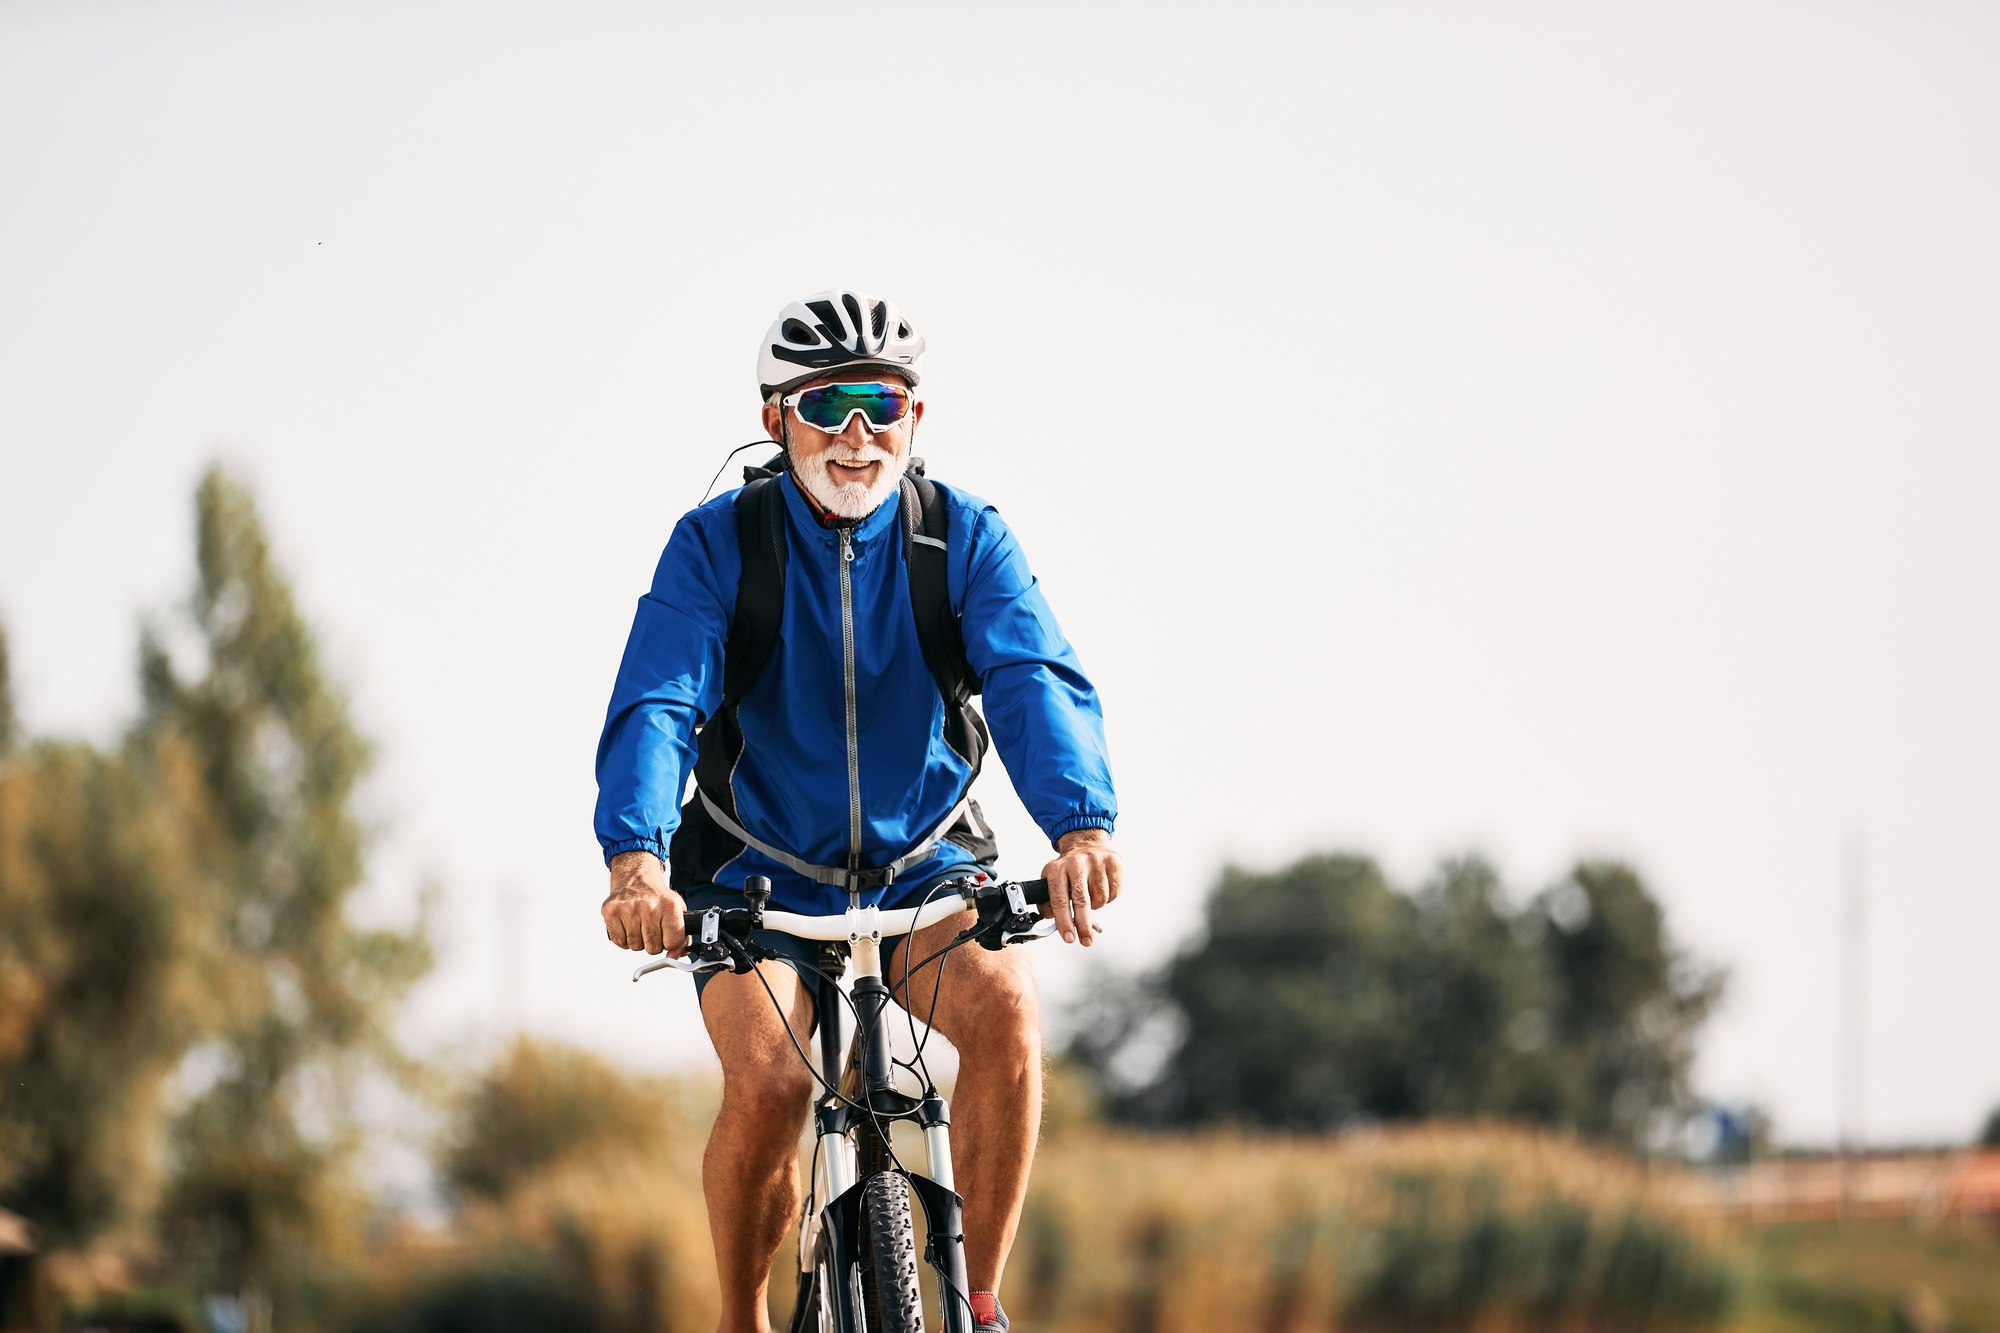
898 474 998 863
722 470 788 709
674 470 786 890
899 474 978 704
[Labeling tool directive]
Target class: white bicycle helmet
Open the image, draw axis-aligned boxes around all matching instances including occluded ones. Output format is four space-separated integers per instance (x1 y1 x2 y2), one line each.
758 289 926 399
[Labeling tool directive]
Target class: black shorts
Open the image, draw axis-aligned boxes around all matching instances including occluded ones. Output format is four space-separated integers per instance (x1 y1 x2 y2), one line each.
683 868 989 1033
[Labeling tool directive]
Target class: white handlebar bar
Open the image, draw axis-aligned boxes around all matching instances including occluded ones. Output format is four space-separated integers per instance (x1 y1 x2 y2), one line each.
759 893 975 941
630 888 984 982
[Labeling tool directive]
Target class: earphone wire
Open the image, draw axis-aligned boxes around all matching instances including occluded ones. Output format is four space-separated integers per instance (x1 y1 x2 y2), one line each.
699 439 782 505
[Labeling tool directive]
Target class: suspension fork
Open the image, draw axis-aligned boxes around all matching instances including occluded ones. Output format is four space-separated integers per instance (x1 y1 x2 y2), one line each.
850 935 974 1333
815 952 857 1210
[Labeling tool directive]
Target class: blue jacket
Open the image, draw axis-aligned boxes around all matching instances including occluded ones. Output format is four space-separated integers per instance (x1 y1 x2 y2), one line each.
594 471 1116 915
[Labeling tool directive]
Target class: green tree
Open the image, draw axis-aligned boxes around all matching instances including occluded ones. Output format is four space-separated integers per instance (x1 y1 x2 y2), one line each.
1532 862 1724 1143
1144 855 1421 1127
0 625 225 1249
0 622 16 757
144 468 431 1301
1071 851 1723 1147
0 467 431 1313
1398 857 1559 1119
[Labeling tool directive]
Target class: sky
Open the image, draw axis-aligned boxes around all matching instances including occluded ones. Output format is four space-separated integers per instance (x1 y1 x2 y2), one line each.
2 0 1996 1148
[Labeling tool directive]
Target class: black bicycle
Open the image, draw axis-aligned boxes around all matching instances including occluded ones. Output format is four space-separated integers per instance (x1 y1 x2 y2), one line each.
634 872 1059 1333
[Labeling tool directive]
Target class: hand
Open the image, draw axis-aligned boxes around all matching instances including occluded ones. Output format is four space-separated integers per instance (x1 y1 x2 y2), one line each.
1040 827 1122 947
602 850 687 956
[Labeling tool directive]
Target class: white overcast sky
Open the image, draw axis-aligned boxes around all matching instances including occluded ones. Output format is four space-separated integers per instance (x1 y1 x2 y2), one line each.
2 1 1996 1147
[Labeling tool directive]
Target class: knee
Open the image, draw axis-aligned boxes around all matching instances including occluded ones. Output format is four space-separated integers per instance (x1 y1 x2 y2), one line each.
721 1049 815 1123
950 969 1041 1065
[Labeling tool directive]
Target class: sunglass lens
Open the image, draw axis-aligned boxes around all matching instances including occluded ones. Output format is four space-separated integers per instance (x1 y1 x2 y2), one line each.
795 383 911 431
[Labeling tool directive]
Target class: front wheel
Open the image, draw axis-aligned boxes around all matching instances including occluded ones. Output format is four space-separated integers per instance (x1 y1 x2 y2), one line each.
861 1172 925 1333
785 1242 838 1333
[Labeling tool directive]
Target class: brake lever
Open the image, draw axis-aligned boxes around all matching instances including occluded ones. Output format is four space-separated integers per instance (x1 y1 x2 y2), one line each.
633 952 731 982
971 880 1056 951
1002 916 1061 947
633 903 771 981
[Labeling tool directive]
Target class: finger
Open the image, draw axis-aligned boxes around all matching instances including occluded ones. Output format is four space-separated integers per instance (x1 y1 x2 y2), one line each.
1048 864 1077 943
604 904 631 951
664 903 689 957
640 898 665 955
1068 868 1095 945
1088 858 1111 910
1104 853 1124 905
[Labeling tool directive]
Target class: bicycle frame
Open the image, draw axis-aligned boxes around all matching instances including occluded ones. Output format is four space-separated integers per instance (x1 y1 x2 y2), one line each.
796 901 974 1333
633 879 1055 1333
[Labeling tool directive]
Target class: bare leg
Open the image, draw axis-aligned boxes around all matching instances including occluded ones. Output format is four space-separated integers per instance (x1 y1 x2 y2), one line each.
700 961 817 1333
893 913 1042 1295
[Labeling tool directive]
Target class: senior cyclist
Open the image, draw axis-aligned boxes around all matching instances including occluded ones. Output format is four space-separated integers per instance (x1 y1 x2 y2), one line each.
595 290 1121 1333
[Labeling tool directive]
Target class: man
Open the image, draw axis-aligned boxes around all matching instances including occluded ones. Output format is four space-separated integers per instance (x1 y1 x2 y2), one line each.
595 289 1120 1333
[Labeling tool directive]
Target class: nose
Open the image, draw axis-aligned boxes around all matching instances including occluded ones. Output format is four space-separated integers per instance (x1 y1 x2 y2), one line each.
833 412 876 449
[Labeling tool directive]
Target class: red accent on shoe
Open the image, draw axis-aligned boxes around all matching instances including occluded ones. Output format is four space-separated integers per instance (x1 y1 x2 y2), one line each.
969 1292 1001 1326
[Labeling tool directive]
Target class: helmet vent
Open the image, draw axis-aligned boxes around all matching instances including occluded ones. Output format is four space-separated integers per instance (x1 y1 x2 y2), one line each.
897 322 911 338
780 318 818 345
870 301 887 340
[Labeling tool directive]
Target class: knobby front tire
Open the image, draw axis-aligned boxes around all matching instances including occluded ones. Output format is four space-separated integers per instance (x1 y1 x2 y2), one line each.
861 1172 925 1333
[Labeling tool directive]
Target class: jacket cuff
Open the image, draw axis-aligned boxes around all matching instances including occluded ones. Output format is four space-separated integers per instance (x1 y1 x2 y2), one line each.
603 837 667 868
1048 814 1115 846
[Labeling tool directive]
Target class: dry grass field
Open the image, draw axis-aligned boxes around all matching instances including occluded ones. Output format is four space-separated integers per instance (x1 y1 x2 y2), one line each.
306 1058 2000 1332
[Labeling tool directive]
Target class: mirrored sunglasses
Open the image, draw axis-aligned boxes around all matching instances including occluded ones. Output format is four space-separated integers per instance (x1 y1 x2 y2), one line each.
783 381 914 435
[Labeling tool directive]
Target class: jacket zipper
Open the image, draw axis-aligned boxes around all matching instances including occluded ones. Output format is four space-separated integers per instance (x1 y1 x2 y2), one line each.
838 530 862 871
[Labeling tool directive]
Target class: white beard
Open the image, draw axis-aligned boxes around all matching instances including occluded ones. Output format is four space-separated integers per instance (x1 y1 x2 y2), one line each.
794 444 908 520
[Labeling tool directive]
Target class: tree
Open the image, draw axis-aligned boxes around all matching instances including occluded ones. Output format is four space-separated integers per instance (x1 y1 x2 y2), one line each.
1979 1106 2000 1148
0 623 16 757
0 626 226 1249
0 467 430 1312
144 468 431 1301
1532 862 1723 1143
1397 857 1560 1119
1147 855 1417 1128
1069 851 1724 1147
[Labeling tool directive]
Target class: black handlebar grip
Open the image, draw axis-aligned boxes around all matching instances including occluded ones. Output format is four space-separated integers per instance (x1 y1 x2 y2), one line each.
1019 878 1050 906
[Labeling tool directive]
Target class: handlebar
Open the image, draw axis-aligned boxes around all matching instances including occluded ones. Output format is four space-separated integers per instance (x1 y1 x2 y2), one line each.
730 877 1048 941
632 875 1054 982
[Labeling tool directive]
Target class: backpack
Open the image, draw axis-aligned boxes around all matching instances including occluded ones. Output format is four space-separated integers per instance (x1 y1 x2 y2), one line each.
668 455 998 894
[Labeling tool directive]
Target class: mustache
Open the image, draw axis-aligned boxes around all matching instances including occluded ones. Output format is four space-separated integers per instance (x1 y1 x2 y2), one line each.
821 446 893 466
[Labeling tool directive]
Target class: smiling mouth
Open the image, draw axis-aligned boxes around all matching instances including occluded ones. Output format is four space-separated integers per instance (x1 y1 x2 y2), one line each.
828 459 880 478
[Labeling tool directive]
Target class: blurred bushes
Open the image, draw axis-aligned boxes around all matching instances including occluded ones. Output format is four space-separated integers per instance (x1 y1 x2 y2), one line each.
1738 1220 2000 1333
1016 1118 1733 1332
440 1038 703 1204
1071 853 1724 1147
366 1047 1733 1333
343 1038 716 1333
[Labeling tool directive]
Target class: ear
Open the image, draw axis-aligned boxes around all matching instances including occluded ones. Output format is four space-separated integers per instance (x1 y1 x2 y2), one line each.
761 398 783 441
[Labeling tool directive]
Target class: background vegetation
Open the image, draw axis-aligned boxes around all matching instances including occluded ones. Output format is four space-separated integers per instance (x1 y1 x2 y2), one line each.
3 470 1996 1331
1 468 428 1325
1066 853 1724 1147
